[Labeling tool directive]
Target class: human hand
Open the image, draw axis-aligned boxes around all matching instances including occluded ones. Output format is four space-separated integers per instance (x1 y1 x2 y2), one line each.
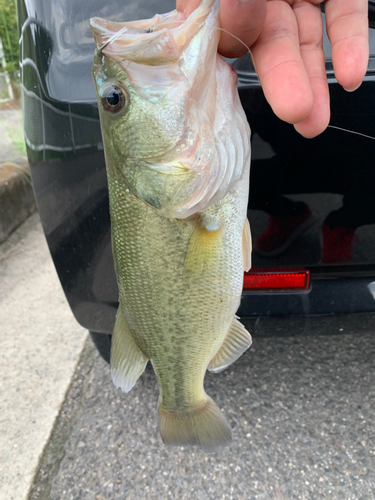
176 0 369 138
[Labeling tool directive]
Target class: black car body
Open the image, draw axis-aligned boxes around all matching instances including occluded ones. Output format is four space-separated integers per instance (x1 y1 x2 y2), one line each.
18 0 375 360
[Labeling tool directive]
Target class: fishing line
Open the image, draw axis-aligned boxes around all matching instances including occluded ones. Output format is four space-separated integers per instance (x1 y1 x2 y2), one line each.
215 26 252 59
99 26 129 52
98 18 375 143
180 21 253 60
100 19 253 61
327 125 375 141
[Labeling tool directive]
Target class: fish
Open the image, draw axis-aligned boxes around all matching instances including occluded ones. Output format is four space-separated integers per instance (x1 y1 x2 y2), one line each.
90 0 252 451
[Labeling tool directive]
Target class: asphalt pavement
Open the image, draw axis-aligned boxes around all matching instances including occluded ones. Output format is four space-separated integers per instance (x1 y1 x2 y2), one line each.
30 305 375 497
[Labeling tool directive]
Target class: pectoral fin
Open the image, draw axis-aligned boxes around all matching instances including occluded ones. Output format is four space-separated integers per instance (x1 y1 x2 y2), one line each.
208 317 252 373
111 308 149 393
184 218 223 276
242 217 252 272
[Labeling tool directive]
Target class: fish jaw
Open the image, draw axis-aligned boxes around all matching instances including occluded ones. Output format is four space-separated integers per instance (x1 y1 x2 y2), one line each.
90 0 218 66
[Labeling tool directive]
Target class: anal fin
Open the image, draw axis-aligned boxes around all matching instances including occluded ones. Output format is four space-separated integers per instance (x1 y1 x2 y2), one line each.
208 317 252 373
111 308 149 393
243 217 252 272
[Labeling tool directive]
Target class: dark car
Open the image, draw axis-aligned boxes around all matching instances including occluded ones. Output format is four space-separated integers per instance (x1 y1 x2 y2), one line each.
18 0 375 362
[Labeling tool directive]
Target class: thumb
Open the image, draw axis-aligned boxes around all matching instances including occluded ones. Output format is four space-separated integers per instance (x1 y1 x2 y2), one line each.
218 0 266 58
176 0 202 17
176 0 266 58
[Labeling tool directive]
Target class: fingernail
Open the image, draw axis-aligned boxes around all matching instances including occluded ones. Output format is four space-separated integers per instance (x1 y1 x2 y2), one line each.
343 83 362 92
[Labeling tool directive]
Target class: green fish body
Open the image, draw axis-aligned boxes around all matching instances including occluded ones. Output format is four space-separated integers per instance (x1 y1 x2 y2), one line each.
90 0 252 451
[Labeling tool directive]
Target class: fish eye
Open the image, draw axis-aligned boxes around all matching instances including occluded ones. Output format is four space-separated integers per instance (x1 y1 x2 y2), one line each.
101 84 128 114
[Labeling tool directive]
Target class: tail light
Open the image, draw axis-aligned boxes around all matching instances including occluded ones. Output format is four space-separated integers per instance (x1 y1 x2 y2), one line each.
243 269 311 292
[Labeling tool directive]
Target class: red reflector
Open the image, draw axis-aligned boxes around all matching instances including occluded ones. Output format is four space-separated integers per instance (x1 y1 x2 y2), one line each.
243 269 310 291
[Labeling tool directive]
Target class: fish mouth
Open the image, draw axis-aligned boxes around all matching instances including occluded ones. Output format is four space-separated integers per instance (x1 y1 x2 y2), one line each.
143 11 186 34
89 0 218 66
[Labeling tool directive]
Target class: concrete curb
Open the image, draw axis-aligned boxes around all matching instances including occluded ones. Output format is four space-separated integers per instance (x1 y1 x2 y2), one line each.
0 213 88 500
0 158 36 243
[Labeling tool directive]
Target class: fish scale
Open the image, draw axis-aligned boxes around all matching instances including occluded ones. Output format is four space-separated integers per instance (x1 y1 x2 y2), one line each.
91 0 252 451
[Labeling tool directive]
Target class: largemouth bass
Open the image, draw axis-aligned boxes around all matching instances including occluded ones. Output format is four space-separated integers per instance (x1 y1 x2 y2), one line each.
90 0 252 451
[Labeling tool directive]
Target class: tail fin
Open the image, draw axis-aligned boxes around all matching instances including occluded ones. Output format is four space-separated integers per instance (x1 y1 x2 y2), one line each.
159 396 232 452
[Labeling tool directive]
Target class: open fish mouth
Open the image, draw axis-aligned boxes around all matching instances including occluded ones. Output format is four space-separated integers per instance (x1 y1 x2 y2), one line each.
90 0 218 66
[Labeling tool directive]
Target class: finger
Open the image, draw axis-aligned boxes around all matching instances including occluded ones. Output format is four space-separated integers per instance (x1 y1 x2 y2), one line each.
325 0 369 91
251 0 313 125
293 1 330 137
177 0 267 58
218 0 266 58
176 0 201 17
